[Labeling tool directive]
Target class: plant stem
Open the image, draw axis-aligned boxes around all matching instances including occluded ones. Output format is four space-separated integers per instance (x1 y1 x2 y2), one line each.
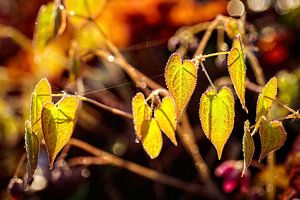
199 61 216 90
263 95 299 116
245 49 266 86
266 152 275 200
67 138 213 197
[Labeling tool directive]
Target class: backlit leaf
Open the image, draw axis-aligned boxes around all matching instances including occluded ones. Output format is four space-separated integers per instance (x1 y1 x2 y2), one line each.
141 118 163 159
199 87 235 159
42 96 78 168
25 121 39 180
165 53 197 119
228 35 248 113
33 3 55 51
242 120 254 176
154 96 177 145
31 78 52 141
256 77 277 123
259 117 287 162
132 93 152 140
64 0 106 27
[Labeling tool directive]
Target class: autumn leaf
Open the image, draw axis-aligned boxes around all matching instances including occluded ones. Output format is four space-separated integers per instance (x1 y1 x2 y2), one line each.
242 120 254 176
31 78 52 141
25 121 39 180
228 35 248 113
141 118 163 159
132 93 152 140
154 96 177 145
33 3 55 51
259 117 287 162
199 87 235 159
165 53 197 119
256 77 277 123
42 96 78 168
64 0 106 27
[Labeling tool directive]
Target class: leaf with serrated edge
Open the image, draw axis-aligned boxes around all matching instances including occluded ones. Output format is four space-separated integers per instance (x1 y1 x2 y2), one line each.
165 53 197 119
25 121 39 180
141 118 163 159
42 96 78 168
228 35 248 113
199 87 235 159
242 120 254 176
154 96 177 145
65 0 106 27
132 93 152 140
259 117 287 162
256 77 277 123
31 78 52 141
33 3 55 51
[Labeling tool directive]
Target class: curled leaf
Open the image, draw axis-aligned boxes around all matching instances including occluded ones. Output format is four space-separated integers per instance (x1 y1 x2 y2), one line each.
154 96 177 145
199 87 235 159
25 121 39 180
132 93 152 140
141 118 163 159
42 96 78 168
165 53 197 119
259 117 287 162
242 120 254 176
31 78 52 141
228 35 248 113
256 77 277 123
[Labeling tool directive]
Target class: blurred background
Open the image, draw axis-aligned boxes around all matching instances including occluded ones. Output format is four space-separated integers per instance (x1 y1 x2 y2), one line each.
0 0 300 199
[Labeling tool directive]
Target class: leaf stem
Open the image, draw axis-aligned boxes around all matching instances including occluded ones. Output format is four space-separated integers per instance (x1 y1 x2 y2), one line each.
263 95 299 116
199 61 216 90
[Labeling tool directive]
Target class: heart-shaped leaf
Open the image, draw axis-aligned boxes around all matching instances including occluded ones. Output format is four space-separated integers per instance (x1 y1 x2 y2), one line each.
154 96 177 145
132 93 152 140
42 96 78 168
141 118 163 159
259 117 287 162
228 35 248 113
165 53 197 119
242 120 254 176
31 78 52 141
199 87 235 159
256 77 277 123
33 3 55 51
25 121 39 180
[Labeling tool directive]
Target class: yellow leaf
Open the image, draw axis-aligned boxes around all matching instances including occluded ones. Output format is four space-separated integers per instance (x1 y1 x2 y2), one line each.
42 96 78 168
165 53 197 119
64 0 106 27
25 121 39 180
256 77 277 123
141 118 163 159
154 96 177 145
132 93 152 140
228 35 248 113
199 87 235 159
31 78 52 141
242 120 254 176
33 3 55 51
259 117 287 162
225 18 240 38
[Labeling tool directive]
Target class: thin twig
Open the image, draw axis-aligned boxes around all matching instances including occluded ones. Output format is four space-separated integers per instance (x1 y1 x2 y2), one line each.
245 49 266 85
200 61 216 90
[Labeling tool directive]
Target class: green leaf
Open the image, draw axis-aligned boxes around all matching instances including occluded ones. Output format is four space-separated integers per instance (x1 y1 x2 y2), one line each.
228 35 248 113
132 93 152 140
199 87 235 159
65 0 106 27
33 3 55 51
256 77 277 123
242 120 254 176
25 121 39 180
154 96 177 145
259 117 287 162
42 96 78 168
141 118 163 159
31 78 52 141
165 53 197 119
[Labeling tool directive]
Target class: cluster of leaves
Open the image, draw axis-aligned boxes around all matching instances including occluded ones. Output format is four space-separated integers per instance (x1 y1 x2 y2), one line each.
25 78 78 180
131 26 288 176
